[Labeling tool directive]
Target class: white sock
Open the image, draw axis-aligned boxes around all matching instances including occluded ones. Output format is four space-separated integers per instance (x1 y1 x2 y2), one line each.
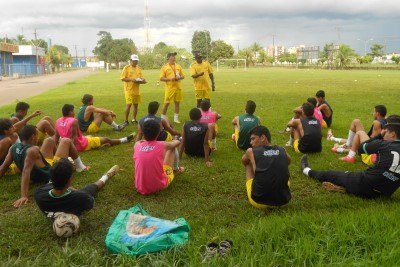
331 137 342 143
212 138 216 146
74 156 86 170
111 121 119 129
336 147 346 153
345 130 355 147
120 137 128 143
348 150 356 158
99 175 109 184
289 136 294 145
161 114 166 119
303 167 311 176
173 148 179 170
174 113 179 120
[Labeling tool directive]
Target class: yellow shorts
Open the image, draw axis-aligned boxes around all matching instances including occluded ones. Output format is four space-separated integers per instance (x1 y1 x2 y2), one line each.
125 91 141 104
293 139 300 153
195 89 211 100
85 136 101 151
37 130 49 144
45 156 61 166
234 129 239 145
321 120 328 128
164 89 183 103
163 165 174 185
5 162 19 175
361 154 376 166
246 179 270 209
87 122 100 134
165 131 173 142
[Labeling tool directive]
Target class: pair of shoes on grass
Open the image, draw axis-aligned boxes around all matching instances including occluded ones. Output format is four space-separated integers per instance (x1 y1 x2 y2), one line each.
202 240 233 262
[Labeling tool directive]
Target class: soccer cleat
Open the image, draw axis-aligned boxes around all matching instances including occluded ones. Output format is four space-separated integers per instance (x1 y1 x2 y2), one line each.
300 154 309 172
322 182 346 193
131 119 138 124
105 165 120 178
218 240 233 256
76 166 90 173
202 242 219 262
116 121 128 131
327 129 333 140
126 132 137 142
173 118 181 124
340 155 356 164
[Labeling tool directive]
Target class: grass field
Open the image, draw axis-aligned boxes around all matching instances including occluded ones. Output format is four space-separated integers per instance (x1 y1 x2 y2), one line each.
1 68 400 266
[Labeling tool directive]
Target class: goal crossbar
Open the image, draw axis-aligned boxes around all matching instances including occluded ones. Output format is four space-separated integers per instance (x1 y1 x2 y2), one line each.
216 58 247 72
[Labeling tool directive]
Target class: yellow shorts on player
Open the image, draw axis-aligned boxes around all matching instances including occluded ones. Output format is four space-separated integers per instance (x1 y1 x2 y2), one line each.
84 136 101 151
45 156 61 166
125 91 141 105
246 179 272 209
164 89 183 103
214 123 219 135
165 131 173 142
86 122 100 134
361 153 376 166
37 130 49 144
293 139 300 153
233 129 239 146
321 120 328 128
163 165 174 185
195 89 210 100
5 162 19 175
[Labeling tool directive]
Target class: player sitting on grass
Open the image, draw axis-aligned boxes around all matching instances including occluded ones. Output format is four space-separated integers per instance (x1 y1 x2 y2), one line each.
328 105 387 164
10 102 55 146
286 102 322 153
136 101 180 142
315 90 333 128
242 126 291 209
180 108 213 167
56 104 135 152
284 97 323 133
199 99 221 150
232 100 261 150
301 114 400 198
35 158 119 217
77 94 127 133
0 125 88 208
133 120 183 195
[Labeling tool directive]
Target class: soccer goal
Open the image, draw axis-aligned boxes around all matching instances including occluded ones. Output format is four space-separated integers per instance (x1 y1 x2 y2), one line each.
216 58 247 72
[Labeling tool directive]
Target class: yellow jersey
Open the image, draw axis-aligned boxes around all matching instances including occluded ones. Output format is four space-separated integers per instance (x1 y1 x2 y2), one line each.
160 63 184 91
121 65 143 95
189 61 213 91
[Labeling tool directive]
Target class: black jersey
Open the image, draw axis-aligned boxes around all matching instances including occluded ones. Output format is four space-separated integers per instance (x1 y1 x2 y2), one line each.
317 100 333 127
251 145 291 206
139 114 168 141
299 117 322 153
358 137 400 196
183 121 208 157
367 118 387 137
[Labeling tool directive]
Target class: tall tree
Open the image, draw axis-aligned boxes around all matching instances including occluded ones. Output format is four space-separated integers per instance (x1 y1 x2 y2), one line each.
13 34 29 45
209 40 234 63
93 31 113 62
108 38 137 65
53 45 69 55
191 30 211 59
391 55 400 64
335 44 356 69
237 48 254 66
369 43 384 57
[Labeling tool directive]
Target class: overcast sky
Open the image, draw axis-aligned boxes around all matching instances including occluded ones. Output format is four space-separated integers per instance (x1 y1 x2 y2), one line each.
1 0 399 56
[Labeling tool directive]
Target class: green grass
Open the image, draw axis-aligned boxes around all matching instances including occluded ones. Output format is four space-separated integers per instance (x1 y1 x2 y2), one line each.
1 68 400 266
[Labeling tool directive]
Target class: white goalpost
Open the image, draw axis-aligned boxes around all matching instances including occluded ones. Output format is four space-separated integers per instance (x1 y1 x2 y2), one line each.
216 58 247 72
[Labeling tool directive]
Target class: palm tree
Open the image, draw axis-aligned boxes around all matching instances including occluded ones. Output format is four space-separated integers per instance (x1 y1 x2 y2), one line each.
336 44 356 69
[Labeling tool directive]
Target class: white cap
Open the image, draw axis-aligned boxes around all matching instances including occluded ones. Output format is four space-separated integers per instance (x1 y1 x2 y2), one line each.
130 54 139 61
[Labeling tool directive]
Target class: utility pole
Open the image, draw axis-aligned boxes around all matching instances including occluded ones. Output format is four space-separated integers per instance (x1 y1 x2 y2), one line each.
143 0 151 50
74 45 79 67
33 29 39 66
335 26 342 43
272 34 275 62
235 39 240 53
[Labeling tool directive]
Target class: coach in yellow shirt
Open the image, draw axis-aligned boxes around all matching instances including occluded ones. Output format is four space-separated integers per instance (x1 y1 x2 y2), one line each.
189 51 215 107
160 52 185 123
120 54 147 124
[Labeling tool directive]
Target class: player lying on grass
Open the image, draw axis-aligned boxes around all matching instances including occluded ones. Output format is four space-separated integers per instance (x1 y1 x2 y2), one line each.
199 99 221 150
10 102 56 146
286 102 322 154
232 100 261 150
133 119 183 195
328 105 387 164
56 104 135 152
301 115 400 198
77 94 127 134
315 90 333 128
35 158 119 217
0 125 88 208
242 126 291 209
135 101 180 142
180 108 213 167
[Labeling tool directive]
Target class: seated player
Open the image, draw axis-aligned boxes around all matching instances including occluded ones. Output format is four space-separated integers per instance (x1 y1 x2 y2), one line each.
301 114 400 199
35 159 119 217
199 99 221 150
56 104 134 152
0 125 88 208
286 102 322 153
315 90 333 128
10 102 56 145
328 105 387 164
77 94 127 134
285 97 323 132
133 120 183 195
232 100 261 150
242 126 291 209
136 101 180 142
180 108 213 167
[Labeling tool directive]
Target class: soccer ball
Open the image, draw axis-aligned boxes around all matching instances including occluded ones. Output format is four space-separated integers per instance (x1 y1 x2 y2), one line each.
53 213 80 238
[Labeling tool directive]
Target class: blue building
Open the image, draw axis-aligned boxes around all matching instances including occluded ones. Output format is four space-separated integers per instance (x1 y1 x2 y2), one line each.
12 45 46 76
0 43 19 77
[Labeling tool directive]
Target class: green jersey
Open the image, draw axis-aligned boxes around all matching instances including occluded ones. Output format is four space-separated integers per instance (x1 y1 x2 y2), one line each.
77 105 93 132
237 114 259 150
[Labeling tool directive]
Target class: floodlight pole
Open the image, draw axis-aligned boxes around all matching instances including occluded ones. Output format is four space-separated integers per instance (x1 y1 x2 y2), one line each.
357 38 373 56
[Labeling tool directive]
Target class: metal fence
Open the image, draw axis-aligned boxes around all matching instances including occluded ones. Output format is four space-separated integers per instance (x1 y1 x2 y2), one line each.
1 64 45 78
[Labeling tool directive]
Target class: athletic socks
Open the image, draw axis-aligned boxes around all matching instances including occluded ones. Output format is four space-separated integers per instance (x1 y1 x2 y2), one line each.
161 114 167 119
74 156 86 171
173 148 180 170
99 175 109 184
347 150 356 158
303 167 311 176
289 136 294 146
174 113 180 121
345 130 355 147
111 121 119 130
120 137 128 143
212 138 217 150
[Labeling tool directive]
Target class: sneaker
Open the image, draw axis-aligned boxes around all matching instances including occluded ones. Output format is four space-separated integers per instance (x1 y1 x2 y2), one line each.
331 144 339 153
173 118 181 124
202 242 219 262
131 119 138 124
300 154 309 172
116 121 128 131
327 129 333 140
105 165 120 178
322 182 346 193
340 155 356 164
126 132 137 142
218 240 233 256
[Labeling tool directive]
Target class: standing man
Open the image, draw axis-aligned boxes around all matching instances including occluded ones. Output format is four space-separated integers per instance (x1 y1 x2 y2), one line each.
120 54 147 124
160 52 185 124
189 51 215 107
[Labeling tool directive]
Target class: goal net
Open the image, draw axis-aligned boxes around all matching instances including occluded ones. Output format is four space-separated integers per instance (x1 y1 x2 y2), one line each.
216 58 247 72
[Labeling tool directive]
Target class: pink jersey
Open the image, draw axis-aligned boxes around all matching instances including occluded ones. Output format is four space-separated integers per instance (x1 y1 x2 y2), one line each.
133 140 167 195
56 117 88 152
313 107 323 128
200 110 217 124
